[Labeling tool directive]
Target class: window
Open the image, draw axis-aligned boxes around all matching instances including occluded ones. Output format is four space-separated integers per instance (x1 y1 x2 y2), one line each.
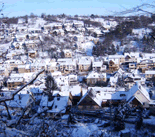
120 94 126 97
55 105 57 108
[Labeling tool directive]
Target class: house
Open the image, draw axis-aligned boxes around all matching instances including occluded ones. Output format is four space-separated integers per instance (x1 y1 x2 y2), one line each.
124 70 145 89
88 87 116 107
145 70 155 79
7 73 34 90
53 24 62 29
108 59 119 73
30 87 43 97
6 94 32 111
69 85 82 105
108 55 125 65
51 71 62 78
44 24 52 30
63 49 72 58
109 76 119 88
28 28 42 33
94 29 104 37
17 26 27 33
15 34 26 42
73 22 84 28
124 54 134 63
73 35 84 42
111 91 128 106
77 88 103 110
60 85 82 105
57 58 76 74
12 42 24 49
24 40 39 49
47 96 72 117
124 52 139 63
93 61 106 72
28 50 38 58
129 63 137 70
68 74 78 85
18 18 26 26
78 57 92 72
55 75 69 87
38 95 54 113
87 71 106 85
4 59 24 71
28 34 39 40
126 82 150 107
46 62 59 72
137 59 154 73
18 65 26 73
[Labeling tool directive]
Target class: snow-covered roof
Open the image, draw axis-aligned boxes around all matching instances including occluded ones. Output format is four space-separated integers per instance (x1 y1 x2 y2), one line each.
108 55 124 59
88 87 116 92
6 94 31 108
145 70 155 75
30 87 43 94
132 28 152 39
87 71 106 79
78 57 91 65
40 95 54 107
108 59 119 64
7 77 24 83
111 91 127 100
70 85 81 96
127 82 150 103
48 96 69 113
93 61 103 67
55 75 69 87
51 71 62 77
63 49 72 54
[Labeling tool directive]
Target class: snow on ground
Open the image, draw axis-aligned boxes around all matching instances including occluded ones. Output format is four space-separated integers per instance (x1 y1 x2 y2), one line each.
81 41 95 56
132 28 152 39
0 41 11 51
112 41 121 48
71 123 99 137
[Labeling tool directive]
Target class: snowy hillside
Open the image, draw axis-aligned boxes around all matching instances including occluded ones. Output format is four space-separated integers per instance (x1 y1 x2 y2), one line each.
81 41 96 56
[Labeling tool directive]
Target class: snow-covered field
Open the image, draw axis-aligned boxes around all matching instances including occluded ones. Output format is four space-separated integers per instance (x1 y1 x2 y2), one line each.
132 28 152 39
81 41 96 56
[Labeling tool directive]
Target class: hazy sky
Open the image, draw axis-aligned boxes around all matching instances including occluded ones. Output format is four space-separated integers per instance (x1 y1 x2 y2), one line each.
2 0 155 17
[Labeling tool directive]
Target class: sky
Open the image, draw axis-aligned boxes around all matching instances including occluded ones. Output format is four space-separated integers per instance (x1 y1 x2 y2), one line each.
1 0 155 17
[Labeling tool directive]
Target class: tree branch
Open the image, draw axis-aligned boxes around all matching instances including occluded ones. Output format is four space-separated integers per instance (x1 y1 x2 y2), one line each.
0 69 45 103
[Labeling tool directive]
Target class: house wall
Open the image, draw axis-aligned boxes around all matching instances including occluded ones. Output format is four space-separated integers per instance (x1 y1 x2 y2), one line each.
78 105 100 110
137 64 147 69
65 52 72 58
108 63 119 72
18 67 25 73
129 64 136 69
145 74 155 79
134 90 150 104
79 64 91 72
87 77 106 85
7 81 24 90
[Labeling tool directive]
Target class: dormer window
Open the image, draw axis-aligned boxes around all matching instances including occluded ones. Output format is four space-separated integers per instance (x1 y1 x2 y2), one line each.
120 94 126 97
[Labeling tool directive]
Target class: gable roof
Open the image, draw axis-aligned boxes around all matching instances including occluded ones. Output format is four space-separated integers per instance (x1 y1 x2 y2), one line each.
126 82 150 103
47 96 69 113
6 94 31 108
78 88 109 107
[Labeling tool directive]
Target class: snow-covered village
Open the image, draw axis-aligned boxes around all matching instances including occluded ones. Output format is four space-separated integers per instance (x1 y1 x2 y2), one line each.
0 1 155 136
